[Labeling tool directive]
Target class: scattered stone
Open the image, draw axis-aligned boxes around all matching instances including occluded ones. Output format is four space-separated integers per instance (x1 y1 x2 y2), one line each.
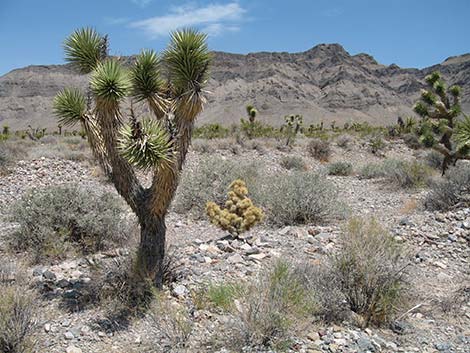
64 331 74 340
66 346 82 353
227 254 244 264
172 284 188 297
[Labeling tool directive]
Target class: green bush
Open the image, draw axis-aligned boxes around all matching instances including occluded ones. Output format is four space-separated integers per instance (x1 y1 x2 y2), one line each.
424 165 470 210
279 155 306 171
254 171 344 226
206 282 245 311
9 185 133 263
368 135 385 154
307 138 331 161
359 159 431 189
327 161 353 176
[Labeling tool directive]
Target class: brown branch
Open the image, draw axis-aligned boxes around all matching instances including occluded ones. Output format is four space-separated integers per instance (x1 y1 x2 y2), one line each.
95 100 143 214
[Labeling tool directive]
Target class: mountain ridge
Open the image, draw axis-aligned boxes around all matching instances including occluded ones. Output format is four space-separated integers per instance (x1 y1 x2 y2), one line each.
1 43 469 129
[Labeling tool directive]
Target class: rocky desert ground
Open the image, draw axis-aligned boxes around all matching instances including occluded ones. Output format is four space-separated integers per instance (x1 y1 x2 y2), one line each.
0 132 469 353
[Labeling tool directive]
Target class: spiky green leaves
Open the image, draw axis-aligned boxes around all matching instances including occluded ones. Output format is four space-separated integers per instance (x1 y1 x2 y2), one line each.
449 85 461 97
425 71 441 86
164 29 211 95
90 60 130 102
130 50 165 102
53 88 86 127
118 118 173 170
64 28 104 74
455 115 470 153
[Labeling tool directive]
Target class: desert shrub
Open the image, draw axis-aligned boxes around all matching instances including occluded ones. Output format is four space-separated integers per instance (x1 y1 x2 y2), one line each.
254 171 343 226
328 218 408 326
424 150 443 170
0 141 28 169
279 155 306 170
40 135 58 145
402 133 421 150
368 135 385 154
424 165 470 210
307 138 331 161
0 264 38 353
9 184 133 263
0 286 38 353
327 161 353 176
174 157 260 218
232 260 317 349
336 134 352 149
191 139 215 154
193 124 229 139
359 159 431 189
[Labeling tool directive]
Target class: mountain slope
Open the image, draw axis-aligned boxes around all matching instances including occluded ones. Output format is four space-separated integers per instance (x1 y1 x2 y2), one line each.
1 44 469 129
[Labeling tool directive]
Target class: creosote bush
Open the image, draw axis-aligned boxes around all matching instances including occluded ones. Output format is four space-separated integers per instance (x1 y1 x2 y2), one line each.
359 159 431 189
206 179 263 235
327 161 353 176
307 138 331 161
424 165 470 210
9 184 134 263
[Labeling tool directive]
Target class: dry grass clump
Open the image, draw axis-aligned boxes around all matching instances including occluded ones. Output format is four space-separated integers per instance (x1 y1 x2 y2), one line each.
228 260 317 350
0 263 38 353
9 184 134 263
307 138 331 161
336 134 352 149
324 218 409 326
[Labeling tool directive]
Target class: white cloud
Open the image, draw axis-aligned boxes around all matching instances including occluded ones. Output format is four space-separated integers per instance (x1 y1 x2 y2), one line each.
131 0 153 7
129 2 245 38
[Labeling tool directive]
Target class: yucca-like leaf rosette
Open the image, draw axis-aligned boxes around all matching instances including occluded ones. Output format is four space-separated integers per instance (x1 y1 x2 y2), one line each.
118 118 173 171
64 28 104 74
53 88 87 127
90 59 130 103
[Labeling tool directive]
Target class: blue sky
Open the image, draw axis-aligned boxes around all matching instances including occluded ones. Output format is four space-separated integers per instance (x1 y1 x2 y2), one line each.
0 0 469 76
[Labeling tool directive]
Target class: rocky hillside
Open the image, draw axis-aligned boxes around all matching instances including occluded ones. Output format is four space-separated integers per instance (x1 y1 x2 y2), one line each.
1 44 469 129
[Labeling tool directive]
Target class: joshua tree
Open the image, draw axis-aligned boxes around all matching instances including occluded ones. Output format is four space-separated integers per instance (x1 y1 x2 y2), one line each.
413 71 470 174
241 104 258 139
281 114 303 146
53 28 211 287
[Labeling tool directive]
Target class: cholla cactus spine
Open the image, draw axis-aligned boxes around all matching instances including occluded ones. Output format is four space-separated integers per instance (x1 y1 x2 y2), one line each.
206 179 263 235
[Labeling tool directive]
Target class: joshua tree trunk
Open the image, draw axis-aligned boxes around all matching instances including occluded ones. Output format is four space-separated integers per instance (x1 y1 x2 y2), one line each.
138 211 166 288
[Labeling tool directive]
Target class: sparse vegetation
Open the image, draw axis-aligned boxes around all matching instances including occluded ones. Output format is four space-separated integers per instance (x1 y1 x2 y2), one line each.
359 159 431 189
255 171 344 225
327 161 353 176
9 184 133 263
279 155 306 170
230 260 316 350
307 138 331 161
424 165 470 210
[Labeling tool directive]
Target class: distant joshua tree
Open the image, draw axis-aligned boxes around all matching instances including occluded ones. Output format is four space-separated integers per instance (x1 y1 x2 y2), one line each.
53 28 211 287
413 71 470 174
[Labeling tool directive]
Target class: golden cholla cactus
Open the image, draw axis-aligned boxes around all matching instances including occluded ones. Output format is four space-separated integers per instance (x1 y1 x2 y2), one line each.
206 179 263 235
